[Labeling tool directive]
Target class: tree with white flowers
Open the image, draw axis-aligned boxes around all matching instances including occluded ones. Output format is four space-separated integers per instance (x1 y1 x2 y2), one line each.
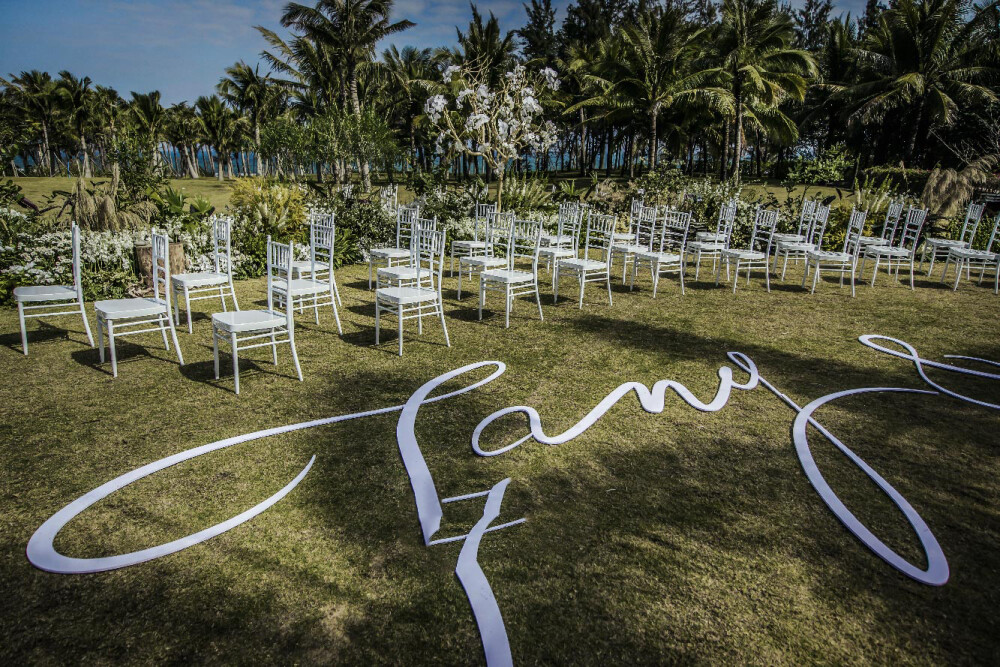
425 62 559 211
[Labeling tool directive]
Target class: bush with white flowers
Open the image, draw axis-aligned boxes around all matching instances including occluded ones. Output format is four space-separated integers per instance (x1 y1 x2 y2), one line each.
425 63 560 212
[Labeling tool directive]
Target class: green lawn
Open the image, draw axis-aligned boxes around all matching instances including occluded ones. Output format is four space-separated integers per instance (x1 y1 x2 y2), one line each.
1 258 998 664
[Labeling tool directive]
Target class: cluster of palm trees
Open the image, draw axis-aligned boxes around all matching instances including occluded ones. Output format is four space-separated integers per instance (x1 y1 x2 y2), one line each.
1 0 997 186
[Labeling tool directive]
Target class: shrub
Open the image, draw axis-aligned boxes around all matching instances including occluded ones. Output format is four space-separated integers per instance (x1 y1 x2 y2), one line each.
229 178 307 241
786 145 853 185
501 175 556 213
858 166 931 195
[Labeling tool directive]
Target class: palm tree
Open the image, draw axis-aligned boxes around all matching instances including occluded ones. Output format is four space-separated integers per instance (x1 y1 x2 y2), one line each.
838 0 999 163
3 70 58 175
219 62 282 175
453 4 518 83
715 0 817 184
597 6 725 169
279 0 414 188
165 103 204 178
196 95 238 181
56 71 94 177
130 91 166 168
381 45 435 168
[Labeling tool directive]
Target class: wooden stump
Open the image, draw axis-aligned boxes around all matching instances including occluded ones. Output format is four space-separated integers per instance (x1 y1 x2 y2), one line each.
135 242 186 288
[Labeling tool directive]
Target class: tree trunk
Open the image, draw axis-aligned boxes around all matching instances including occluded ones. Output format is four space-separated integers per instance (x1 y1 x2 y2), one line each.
79 132 92 178
495 169 504 213
649 109 658 170
579 109 588 176
41 123 53 176
721 120 730 180
733 78 744 185
348 67 371 190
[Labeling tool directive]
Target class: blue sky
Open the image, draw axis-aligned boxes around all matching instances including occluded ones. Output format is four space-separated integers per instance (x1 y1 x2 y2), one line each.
0 0 867 105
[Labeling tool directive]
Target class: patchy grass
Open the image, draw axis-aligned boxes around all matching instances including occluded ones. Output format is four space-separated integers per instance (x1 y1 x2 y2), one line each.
0 256 998 664
10 177 236 213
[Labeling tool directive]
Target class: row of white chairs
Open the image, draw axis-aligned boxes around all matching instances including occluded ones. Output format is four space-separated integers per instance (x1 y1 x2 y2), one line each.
13 200 999 392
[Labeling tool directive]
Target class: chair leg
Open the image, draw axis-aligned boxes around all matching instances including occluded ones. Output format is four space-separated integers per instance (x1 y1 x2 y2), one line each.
457 264 464 299
438 299 451 347
219 286 228 313
450 247 455 277
534 282 543 321
17 302 27 355
332 273 342 307
213 330 220 379
553 265 560 303
289 331 303 381
230 280 240 310
679 262 686 296
652 264 659 298
811 265 821 294
79 298 95 347
714 257 722 286
850 266 856 298
160 314 170 350
331 288 343 335
909 258 915 290
953 260 964 291
97 316 105 363
732 260 739 293
184 286 192 334
229 332 240 394
505 285 512 328
172 287 180 324
478 280 485 320
606 272 613 306
694 251 701 280
870 256 880 287
765 263 771 293
368 259 373 290
168 316 184 365
578 272 585 309
108 320 118 378
781 254 790 281
397 304 404 356
375 301 381 344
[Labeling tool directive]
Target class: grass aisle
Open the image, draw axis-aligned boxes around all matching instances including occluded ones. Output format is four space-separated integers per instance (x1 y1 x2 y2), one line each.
0 261 998 664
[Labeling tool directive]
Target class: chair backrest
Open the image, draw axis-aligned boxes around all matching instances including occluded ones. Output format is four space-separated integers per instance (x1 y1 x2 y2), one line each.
897 207 927 251
508 219 542 270
980 213 1000 254
380 185 398 211
309 213 336 281
881 200 905 241
396 206 419 248
843 208 868 258
584 212 616 260
211 216 234 277
808 202 832 249
563 207 585 253
474 202 497 241
748 207 779 253
413 229 447 293
266 236 295 322
71 222 84 295
151 232 173 312
629 198 644 220
634 205 659 250
959 202 986 244
716 199 738 239
797 199 818 235
655 210 693 254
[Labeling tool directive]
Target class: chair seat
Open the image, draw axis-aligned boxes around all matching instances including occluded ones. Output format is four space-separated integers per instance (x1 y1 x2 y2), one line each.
376 286 438 305
687 241 725 252
635 251 682 263
948 248 998 261
857 237 889 246
612 232 633 242
481 269 534 284
13 284 77 303
541 233 574 246
772 233 806 243
538 247 575 260
378 266 424 282
612 244 646 254
695 231 726 242
776 241 816 253
172 272 227 288
370 247 410 260
95 297 168 319
808 250 852 262
213 309 285 333
721 249 766 261
453 240 488 250
865 245 910 258
271 278 327 296
559 258 608 272
926 237 967 248
461 256 507 268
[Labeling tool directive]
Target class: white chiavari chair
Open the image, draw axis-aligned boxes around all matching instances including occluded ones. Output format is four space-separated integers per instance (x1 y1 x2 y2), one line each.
631 209 693 297
716 207 779 292
803 207 867 296
368 204 420 289
450 202 495 276
457 211 514 299
479 219 544 328
940 212 1000 293
555 213 615 308
95 231 183 377
859 206 927 289
687 199 737 280
212 236 303 394
14 221 94 355
773 201 831 280
921 201 985 275
171 215 240 334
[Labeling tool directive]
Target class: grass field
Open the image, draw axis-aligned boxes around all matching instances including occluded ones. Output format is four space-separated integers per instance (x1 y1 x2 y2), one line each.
1 256 998 664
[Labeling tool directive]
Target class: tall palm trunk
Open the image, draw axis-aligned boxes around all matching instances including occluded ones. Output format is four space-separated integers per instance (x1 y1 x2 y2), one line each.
579 109 588 176
721 120 730 180
348 67 371 190
733 75 744 185
649 107 658 170
41 123 53 176
79 131 92 178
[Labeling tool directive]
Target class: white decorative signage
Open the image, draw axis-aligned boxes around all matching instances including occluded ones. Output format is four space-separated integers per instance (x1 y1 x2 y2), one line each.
26 336 999 666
